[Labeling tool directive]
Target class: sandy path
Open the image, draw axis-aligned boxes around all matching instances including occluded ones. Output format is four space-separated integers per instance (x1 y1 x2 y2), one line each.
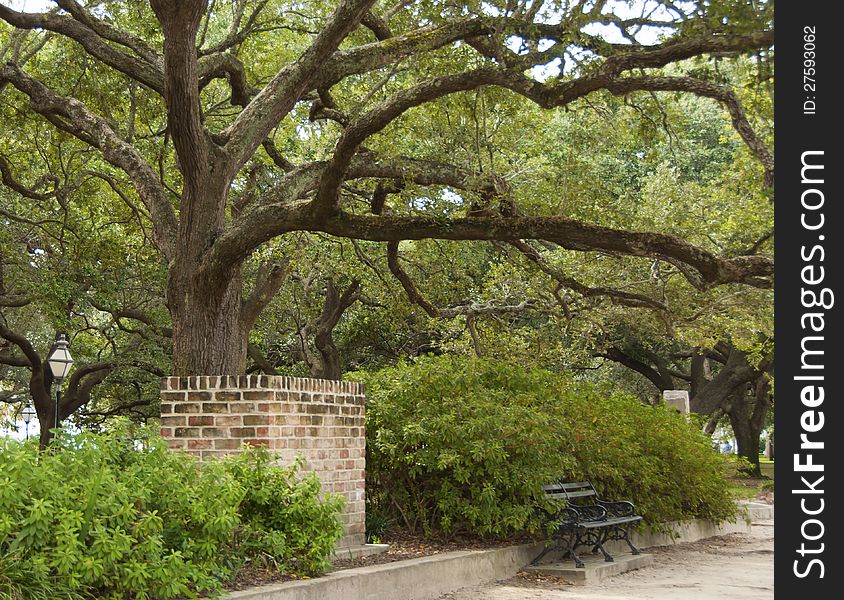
437 521 774 600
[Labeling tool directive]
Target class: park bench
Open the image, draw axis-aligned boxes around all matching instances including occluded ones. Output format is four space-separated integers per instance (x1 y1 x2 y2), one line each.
532 481 643 568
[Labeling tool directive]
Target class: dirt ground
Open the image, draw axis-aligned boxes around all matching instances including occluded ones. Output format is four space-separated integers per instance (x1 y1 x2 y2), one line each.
436 520 774 600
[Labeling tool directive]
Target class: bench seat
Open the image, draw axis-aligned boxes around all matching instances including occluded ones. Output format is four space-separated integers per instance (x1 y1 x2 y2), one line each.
533 481 643 568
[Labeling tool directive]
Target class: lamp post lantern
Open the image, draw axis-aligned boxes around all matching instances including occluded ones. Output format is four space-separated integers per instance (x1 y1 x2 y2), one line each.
22 403 36 440
46 334 74 438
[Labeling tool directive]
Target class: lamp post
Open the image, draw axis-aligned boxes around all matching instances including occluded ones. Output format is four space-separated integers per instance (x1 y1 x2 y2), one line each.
46 334 74 439
21 403 36 440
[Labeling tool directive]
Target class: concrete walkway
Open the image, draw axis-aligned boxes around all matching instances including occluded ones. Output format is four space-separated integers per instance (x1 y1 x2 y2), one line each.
436 520 774 600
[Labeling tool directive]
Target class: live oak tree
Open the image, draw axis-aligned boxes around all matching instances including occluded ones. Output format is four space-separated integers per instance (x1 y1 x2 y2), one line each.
0 132 169 444
0 0 774 376
396 80 774 471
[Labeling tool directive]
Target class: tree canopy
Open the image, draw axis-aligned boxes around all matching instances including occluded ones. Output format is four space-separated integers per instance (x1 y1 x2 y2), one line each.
1 1 773 446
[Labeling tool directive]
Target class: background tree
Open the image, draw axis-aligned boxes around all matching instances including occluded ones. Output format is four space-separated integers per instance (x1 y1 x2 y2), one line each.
1 0 774 377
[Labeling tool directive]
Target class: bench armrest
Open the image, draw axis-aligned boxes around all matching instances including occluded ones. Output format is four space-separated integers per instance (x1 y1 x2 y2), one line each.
575 504 608 522
558 507 582 525
597 500 637 518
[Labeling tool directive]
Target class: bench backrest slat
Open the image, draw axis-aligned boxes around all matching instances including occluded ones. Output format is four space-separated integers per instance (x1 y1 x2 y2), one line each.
563 490 597 499
541 481 598 502
559 482 592 490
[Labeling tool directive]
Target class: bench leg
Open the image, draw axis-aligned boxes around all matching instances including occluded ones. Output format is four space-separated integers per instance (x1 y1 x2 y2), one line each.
565 546 586 568
532 530 574 565
531 543 555 565
593 530 614 562
617 525 641 555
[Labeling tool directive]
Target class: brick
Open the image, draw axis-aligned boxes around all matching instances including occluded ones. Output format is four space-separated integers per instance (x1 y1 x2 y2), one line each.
242 438 269 447
202 402 229 413
160 391 185 403
214 438 241 450
243 391 274 401
160 415 186 427
160 427 172 437
216 391 241 403
167 439 186 449
174 427 200 438
174 403 201 414
257 402 283 413
188 416 214 426
214 415 242 426
227 402 256 413
230 427 256 438
201 427 227 438
187 439 214 450
160 403 173 414
243 414 269 426
187 391 211 403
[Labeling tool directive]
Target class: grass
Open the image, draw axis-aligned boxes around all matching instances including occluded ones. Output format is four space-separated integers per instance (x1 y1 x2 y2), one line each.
725 455 773 500
758 458 774 478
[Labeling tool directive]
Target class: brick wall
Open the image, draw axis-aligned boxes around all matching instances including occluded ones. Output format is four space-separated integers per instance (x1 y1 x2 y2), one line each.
159 375 366 549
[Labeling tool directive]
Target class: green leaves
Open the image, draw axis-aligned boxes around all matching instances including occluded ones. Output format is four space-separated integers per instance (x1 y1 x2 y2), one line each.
360 355 736 538
0 428 343 598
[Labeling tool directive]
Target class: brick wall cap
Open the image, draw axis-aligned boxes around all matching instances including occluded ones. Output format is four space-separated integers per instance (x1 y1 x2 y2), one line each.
161 375 364 395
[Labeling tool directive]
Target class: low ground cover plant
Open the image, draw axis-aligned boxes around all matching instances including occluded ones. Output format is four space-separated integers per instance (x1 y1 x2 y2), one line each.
0 428 342 599
360 355 736 538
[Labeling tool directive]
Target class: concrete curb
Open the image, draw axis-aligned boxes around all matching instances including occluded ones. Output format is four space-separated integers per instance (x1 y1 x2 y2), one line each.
740 501 774 522
527 552 656 585
224 510 767 599
226 544 540 600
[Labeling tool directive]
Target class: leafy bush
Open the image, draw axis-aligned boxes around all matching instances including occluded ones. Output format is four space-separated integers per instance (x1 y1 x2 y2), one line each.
224 452 344 575
0 428 343 599
359 355 735 537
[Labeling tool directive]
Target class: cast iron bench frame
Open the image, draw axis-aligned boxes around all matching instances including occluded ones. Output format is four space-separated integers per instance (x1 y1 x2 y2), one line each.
532 480 643 568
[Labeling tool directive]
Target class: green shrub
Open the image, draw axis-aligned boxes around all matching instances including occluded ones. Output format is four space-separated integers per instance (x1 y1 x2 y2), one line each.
0 427 343 599
224 452 344 576
358 355 735 537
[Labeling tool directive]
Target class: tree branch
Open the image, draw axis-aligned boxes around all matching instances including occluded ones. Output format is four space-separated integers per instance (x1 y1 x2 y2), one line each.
0 64 177 261
506 240 667 310
387 241 538 318
149 0 210 197
597 347 674 392
220 0 377 180
0 319 39 368
241 257 294 333
0 4 164 92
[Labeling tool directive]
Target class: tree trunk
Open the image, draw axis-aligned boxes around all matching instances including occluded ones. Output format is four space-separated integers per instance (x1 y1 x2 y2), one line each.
312 328 342 380
728 399 762 476
168 264 246 376
303 279 360 380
